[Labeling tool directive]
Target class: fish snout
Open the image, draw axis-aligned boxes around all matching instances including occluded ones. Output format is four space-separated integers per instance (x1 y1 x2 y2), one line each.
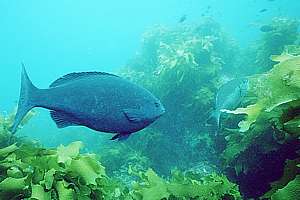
158 103 166 116
153 100 165 118
161 105 166 114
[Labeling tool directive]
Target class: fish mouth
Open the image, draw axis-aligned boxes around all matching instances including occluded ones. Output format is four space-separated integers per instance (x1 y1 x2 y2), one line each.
159 106 166 116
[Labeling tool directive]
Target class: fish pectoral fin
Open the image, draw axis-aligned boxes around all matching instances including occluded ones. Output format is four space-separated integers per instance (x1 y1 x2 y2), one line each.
123 108 145 123
110 133 131 141
50 110 80 128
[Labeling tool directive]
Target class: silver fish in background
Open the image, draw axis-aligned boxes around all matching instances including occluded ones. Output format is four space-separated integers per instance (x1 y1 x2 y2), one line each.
260 25 275 32
178 14 187 23
211 78 249 127
10 64 165 140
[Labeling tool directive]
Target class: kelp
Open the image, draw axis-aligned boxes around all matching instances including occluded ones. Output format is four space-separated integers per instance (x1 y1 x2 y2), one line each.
1 16 298 199
0 109 36 147
220 46 300 198
255 17 300 72
223 47 300 153
117 18 237 176
1 108 239 199
234 18 300 76
97 140 150 178
262 158 300 199
130 167 241 200
268 175 300 200
0 140 242 199
121 18 236 118
0 141 122 200
221 50 300 164
0 108 35 133
223 51 300 133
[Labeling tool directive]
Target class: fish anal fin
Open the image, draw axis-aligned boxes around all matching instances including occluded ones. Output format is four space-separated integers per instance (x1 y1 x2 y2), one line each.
49 72 119 88
110 133 131 141
50 110 80 128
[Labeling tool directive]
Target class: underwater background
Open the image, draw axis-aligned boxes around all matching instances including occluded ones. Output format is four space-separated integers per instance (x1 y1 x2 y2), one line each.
1 0 300 199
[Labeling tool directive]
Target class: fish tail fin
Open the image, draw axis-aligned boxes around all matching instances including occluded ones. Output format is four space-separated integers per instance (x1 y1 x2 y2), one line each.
207 110 220 127
215 111 221 128
10 63 38 134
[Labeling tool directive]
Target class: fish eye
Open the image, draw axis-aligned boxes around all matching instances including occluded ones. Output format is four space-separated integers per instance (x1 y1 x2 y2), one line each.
154 102 160 107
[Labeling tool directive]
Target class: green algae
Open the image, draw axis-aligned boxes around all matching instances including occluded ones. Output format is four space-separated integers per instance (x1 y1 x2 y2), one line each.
0 141 114 200
0 140 241 200
0 15 299 200
116 18 237 177
271 175 300 200
256 17 300 72
222 47 300 162
220 45 300 198
0 106 241 200
130 168 241 200
223 52 300 133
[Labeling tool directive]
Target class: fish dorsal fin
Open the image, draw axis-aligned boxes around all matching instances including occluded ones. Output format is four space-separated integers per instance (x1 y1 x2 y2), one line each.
49 72 119 88
50 110 81 128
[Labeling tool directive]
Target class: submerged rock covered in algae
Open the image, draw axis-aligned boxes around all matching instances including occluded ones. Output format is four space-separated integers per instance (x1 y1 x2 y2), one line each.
0 108 241 199
118 18 237 175
0 139 242 199
256 17 300 72
221 46 300 199
2 16 298 200
223 51 300 133
0 109 35 148
0 141 117 200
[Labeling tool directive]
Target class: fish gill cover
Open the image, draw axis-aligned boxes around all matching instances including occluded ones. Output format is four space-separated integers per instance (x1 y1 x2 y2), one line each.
0 6 300 200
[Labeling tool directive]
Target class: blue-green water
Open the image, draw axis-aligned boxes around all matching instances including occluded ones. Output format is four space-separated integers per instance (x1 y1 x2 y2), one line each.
1 0 299 108
1 0 299 151
1 0 298 108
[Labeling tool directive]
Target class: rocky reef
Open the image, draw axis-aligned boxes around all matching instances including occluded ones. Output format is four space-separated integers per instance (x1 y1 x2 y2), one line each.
1 17 300 199
222 47 300 199
116 17 300 199
0 112 240 200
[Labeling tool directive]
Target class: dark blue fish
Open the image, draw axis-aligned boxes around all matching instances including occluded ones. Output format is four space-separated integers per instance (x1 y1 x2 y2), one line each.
10 64 165 140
